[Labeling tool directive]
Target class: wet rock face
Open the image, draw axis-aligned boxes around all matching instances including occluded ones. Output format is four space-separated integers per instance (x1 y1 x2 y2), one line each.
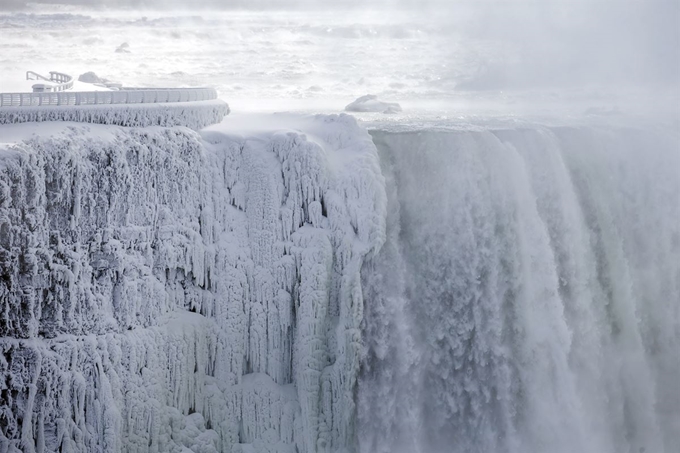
0 115 386 453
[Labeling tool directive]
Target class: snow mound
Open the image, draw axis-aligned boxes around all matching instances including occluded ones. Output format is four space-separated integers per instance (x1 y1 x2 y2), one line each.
115 42 131 53
344 95 402 114
78 71 105 83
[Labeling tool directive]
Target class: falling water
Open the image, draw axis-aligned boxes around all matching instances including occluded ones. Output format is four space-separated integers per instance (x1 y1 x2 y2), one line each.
359 126 680 453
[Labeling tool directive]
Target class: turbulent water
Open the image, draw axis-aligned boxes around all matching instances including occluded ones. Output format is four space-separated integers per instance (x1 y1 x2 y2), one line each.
359 126 680 453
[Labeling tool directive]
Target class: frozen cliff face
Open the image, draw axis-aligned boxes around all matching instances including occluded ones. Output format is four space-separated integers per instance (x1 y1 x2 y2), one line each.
0 114 386 453
359 126 680 453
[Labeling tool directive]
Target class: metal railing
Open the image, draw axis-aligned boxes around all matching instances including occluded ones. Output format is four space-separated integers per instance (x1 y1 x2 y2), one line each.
0 87 218 107
26 71 74 92
25 71 51 82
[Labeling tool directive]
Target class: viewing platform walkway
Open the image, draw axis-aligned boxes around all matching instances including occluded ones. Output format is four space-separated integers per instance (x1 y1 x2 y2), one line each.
0 70 229 130
25 70 75 94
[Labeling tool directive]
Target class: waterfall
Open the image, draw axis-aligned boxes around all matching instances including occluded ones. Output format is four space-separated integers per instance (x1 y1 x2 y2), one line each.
359 126 680 453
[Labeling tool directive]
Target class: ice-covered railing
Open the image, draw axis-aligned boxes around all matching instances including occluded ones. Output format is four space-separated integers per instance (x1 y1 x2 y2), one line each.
26 70 74 93
1 73 227 128
0 86 218 107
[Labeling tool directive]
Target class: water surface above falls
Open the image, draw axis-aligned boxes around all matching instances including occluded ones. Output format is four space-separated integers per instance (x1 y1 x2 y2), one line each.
1 6 678 121
359 124 680 453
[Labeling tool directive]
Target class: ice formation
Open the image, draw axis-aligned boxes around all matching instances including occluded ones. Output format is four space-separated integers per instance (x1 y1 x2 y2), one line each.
344 96 401 114
360 126 680 453
0 114 386 453
0 100 229 130
1 112 678 453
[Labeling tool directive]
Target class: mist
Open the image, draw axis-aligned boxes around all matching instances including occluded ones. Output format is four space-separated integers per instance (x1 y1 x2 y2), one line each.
456 0 680 88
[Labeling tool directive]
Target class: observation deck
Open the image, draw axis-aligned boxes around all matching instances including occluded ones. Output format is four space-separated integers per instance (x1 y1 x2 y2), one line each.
0 71 229 130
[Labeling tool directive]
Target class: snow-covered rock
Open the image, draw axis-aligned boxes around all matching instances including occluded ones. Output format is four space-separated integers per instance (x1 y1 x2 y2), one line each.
78 71 106 84
0 113 386 453
115 42 131 53
344 95 401 114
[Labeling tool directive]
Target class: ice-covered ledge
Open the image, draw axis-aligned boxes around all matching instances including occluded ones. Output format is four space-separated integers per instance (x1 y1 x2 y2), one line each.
0 99 230 130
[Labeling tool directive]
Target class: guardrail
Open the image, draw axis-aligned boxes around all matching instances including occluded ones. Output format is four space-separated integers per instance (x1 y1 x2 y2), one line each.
25 71 51 82
0 87 218 107
26 71 74 92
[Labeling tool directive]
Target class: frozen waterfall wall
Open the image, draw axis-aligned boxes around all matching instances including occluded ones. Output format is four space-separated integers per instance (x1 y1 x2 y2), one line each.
0 114 386 453
359 126 680 453
1 116 678 453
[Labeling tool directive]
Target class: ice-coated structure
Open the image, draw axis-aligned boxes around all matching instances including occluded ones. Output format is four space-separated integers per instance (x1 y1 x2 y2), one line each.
0 100 229 131
0 114 386 453
344 95 401 114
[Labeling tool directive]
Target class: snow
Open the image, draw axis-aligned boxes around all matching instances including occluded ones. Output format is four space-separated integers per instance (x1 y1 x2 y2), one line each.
70 80 116 92
1 79 58 93
0 113 386 453
344 95 401 114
